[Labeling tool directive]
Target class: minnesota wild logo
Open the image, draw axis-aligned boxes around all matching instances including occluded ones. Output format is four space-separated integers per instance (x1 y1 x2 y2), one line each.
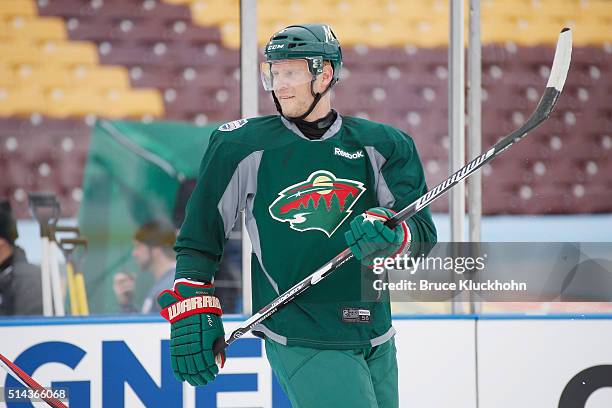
268 170 365 237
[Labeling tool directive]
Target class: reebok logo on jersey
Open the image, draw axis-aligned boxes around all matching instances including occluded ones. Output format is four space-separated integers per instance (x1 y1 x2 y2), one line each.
334 147 364 160
268 170 365 237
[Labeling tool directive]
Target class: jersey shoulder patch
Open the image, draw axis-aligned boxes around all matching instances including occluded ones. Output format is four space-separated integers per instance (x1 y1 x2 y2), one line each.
218 119 248 132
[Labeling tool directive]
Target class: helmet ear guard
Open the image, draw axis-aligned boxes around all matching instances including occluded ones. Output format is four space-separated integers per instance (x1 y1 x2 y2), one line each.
307 56 324 77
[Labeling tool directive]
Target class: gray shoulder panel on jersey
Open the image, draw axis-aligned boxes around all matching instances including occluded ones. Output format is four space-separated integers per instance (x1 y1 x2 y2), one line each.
245 195 280 294
252 323 288 345
218 150 263 238
217 149 280 294
280 113 343 142
370 326 396 347
364 146 396 208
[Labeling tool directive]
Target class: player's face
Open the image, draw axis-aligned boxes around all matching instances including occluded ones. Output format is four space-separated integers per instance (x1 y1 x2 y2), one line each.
262 59 317 118
276 78 317 118
132 240 153 272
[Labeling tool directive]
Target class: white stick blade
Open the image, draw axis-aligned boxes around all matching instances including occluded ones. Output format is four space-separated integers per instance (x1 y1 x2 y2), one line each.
546 28 573 92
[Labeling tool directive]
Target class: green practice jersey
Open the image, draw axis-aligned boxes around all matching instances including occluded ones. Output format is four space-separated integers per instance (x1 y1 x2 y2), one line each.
175 114 437 349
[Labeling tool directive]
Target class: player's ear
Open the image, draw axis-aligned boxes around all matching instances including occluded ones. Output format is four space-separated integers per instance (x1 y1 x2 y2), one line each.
317 63 334 92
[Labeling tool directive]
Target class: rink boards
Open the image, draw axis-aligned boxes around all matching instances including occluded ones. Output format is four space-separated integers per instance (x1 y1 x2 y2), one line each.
1 315 611 408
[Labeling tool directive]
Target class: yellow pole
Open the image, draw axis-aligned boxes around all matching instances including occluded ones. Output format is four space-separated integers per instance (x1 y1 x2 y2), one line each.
74 273 90 315
66 262 79 315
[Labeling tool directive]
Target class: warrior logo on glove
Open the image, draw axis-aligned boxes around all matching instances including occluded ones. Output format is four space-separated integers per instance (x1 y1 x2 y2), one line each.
158 279 226 386
269 170 365 237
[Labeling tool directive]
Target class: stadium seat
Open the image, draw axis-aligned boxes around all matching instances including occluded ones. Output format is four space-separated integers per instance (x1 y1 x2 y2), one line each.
165 85 237 112
579 0 612 18
0 87 47 116
13 64 125 98
4 17 67 41
128 66 178 88
525 186 573 214
36 0 92 18
481 0 534 20
54 157 85 189
4 160 35 190
532 0 581 20
63 18 111 43
257 0 289 23
0 20 8 39
102 89 165 118
14 65 72 88
38 87 164 118
99 41 225 68
289 0 338 23
418 18 453 47
482 20 518 44
68 66 130 90
0 118 26 136
218 21 241 48
96 0 189 21
572 186 612 213
42 88 107 118
172 66 233 88
571 17 612 45
40 41 99 65
384 0 452 21
97 41 152 65
330 0 385 24
518 19 572 46
0 0 36 18
0 42 44 65
0 66 15 87
164 22 221 44
143 1 192 21
190 0 237 26
577 157 611 186
105 18 169 42
38 0 186 20
557 133 606 160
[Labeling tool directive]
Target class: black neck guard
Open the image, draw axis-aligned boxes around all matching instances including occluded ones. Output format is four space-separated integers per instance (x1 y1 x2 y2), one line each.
292 109 337 140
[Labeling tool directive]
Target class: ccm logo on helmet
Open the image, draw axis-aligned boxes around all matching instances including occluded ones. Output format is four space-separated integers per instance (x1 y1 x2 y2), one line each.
267 44 285 51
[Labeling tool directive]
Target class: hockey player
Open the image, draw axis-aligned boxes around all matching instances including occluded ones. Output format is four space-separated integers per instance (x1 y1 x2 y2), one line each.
158 24 436 407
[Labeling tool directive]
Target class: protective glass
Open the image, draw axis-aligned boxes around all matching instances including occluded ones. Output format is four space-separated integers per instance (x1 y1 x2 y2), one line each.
260 59 315 92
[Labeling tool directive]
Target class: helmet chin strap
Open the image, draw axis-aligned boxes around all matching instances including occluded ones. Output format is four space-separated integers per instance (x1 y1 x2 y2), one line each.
273 79 336 122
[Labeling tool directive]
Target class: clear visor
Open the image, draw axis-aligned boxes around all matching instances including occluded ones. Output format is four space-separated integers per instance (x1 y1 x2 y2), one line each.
260 59 315 92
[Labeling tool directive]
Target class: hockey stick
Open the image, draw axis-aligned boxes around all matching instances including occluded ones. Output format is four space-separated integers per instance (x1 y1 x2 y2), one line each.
214 28 572 354
0 353 68 408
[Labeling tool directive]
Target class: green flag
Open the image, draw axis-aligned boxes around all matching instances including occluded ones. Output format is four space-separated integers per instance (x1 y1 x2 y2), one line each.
78 119 218 313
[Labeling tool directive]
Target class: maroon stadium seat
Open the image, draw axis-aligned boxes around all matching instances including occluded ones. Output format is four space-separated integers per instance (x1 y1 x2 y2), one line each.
38 0 190 21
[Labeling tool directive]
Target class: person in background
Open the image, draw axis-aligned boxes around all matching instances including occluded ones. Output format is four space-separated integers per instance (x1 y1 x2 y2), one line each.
0 199 43 316
113 219 176 314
